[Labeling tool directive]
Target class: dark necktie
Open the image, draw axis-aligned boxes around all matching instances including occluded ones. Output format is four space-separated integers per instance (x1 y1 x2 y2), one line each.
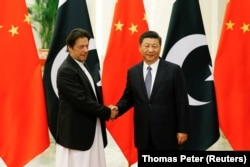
145 66 152 98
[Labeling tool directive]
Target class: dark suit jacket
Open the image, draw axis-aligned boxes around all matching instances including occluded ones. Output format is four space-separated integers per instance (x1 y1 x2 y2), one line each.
56 55 111 151
117 58 189 150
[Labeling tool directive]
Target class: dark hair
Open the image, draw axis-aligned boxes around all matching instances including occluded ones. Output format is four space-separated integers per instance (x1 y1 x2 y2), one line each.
139 30 162 45
66 28 92 50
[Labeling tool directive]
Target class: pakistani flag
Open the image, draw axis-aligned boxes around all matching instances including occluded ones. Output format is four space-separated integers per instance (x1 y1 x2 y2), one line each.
162 0 219 150
43 0 101 138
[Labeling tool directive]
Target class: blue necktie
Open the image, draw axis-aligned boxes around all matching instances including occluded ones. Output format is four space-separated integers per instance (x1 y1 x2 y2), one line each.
145 66 152 98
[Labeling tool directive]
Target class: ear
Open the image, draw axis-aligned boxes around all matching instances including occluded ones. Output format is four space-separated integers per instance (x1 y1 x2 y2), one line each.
67 45 72 52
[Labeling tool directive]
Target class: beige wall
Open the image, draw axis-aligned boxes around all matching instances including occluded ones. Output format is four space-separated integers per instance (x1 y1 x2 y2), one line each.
199 0 227 64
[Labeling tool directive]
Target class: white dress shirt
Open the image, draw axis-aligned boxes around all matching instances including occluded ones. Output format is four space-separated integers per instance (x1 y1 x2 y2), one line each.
143 58 160 94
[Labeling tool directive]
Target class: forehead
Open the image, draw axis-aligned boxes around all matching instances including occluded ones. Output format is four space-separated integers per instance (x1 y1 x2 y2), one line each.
141 38 160 45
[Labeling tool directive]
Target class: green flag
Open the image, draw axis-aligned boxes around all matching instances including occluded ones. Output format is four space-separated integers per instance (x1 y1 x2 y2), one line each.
162 0 219 150
43 0 100 138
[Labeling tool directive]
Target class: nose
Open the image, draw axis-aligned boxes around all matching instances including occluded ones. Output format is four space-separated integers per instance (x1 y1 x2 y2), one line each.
148 46 154 52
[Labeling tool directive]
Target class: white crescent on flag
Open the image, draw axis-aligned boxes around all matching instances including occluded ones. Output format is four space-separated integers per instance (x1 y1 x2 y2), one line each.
165 34 211 106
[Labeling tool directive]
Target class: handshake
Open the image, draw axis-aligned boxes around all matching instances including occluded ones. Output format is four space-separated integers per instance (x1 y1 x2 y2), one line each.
108 105 119 120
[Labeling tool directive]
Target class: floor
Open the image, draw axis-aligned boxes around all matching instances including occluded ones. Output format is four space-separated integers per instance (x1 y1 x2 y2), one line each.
19 131 232 167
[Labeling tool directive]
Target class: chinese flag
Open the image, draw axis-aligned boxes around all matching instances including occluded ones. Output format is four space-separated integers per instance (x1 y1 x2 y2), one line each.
102 0 148 165
214 0 250 150
0 1 50 166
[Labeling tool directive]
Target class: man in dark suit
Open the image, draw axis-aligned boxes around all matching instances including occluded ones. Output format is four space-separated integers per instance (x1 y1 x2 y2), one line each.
55 28 118 167
113 31 189 162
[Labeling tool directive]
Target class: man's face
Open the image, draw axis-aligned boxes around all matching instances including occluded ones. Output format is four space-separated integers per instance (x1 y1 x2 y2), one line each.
139 38 161 65
68 37 89 62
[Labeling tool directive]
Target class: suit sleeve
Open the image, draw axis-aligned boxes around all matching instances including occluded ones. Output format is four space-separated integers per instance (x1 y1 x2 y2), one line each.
116 70 134 116
174 65 189 133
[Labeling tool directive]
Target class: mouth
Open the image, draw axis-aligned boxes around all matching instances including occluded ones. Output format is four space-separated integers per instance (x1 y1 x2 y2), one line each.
147 54 154 58
81 54 87 58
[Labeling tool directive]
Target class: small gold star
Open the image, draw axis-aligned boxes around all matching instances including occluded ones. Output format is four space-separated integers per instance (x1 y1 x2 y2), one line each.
0 25 3 29
9 25 19 37
114 20 124 31
143 13 147 22
241 23 250 33
225 20 235 30
24 14 30 24
128 23 138 34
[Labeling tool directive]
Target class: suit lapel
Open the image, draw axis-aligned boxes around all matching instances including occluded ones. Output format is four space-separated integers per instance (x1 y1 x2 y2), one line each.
132 60 168 100
137 60 167 100
67 56 100 102
84 63 102 102
67 56 91 86
134 62 150 100
150 59 166 99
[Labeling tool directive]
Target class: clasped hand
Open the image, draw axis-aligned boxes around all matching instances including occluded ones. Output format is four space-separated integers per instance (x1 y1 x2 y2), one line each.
108 105 118 120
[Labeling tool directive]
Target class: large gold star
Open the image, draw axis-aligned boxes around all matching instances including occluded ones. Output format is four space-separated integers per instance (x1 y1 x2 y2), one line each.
9 25 19 37
128 23 138 34
225 20 235 30
114 20 124 31
24 14 30 24
241 23 250 33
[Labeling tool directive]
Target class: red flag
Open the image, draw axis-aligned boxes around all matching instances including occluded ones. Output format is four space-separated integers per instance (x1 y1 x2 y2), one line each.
102 0 148 164
0 1 50 166
214 0 250 150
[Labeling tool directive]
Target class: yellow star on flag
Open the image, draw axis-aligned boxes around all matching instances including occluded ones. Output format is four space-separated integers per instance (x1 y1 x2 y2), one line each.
128 23 138 34
143 13 147 22
115 20 124 31
241 22 250 33
225 20 235 30
9 25 19 37
24 14 30 24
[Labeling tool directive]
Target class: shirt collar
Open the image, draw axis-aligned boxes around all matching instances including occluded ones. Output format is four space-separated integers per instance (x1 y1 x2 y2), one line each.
143 58 160 71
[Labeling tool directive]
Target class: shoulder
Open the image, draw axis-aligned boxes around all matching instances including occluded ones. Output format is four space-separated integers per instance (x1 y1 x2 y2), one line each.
160 58 179 67
58 56 78 74
128 61 143 72
158 59 184 78
159 58 182 71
